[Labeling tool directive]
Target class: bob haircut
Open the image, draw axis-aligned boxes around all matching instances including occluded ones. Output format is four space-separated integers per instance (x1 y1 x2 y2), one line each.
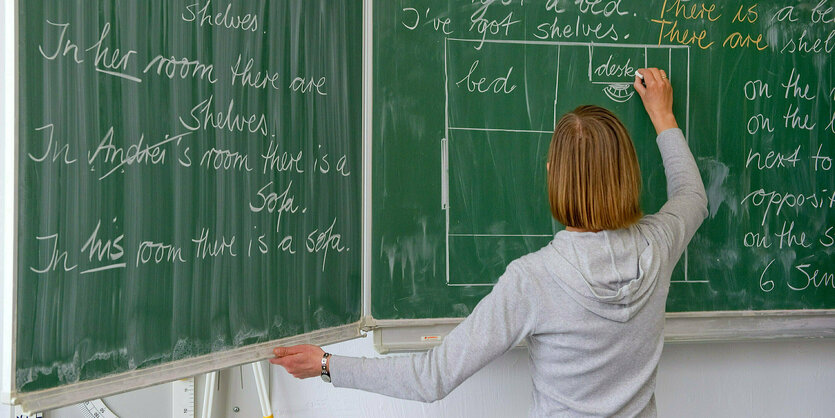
547 105 642 231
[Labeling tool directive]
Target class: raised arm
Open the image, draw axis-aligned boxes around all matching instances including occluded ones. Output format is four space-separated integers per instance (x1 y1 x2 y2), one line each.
634 68 709 258
271 261 538 403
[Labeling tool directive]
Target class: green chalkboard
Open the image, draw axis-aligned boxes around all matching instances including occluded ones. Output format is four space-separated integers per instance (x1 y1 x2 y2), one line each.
16 0 362 392
371 1 834 320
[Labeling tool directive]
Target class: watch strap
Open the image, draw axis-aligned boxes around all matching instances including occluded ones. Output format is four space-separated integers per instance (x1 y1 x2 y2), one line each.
321 352 331 383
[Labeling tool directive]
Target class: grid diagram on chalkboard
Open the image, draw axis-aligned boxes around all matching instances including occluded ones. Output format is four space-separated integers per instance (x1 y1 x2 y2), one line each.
441 39 694 287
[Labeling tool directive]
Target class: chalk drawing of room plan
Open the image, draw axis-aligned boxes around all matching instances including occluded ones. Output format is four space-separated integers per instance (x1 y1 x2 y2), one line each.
441 39 699 287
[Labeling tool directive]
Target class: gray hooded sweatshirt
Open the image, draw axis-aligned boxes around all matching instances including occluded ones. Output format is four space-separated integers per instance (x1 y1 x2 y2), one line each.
330 128 709 417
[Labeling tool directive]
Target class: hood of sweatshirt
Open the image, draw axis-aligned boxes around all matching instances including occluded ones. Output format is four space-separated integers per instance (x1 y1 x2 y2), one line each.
543 228 661 323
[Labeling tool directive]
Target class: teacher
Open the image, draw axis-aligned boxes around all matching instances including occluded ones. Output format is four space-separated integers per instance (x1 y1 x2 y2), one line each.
271 68 708 417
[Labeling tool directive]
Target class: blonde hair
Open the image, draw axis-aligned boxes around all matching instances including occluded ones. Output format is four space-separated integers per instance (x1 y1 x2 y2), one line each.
547 105 642 231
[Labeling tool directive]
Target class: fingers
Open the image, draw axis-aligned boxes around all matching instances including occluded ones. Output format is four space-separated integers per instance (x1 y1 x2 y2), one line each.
641 67 659 86
634 68 671 97
653 69 670 88
638 68 670 87
268 356 286 366
273 345 308 357
270 345 325 380
270 352 299 366
634 68 676 133
649 68 663 83
633 72 646 96
273 346 298 357
649 68 670 87
269 353 307 377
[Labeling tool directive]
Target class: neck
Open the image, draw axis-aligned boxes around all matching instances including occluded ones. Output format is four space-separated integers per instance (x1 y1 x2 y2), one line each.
566 226 597 233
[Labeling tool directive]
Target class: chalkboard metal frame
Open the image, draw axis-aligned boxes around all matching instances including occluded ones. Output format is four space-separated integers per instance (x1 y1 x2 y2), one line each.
11 324 363 414
369 311 835 353
1 0 19 405
5 0 371 414
361 0 374 321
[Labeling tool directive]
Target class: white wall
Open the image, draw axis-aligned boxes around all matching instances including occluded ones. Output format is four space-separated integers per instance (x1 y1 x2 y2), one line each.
656 339 835 418
39 335 835 418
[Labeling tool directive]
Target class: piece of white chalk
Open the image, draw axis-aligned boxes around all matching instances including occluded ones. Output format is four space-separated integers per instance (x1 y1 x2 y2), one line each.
635 71 644 79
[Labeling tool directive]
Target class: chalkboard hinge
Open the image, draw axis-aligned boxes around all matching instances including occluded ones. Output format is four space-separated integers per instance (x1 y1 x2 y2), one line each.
441 138 449 210
359 315 378 333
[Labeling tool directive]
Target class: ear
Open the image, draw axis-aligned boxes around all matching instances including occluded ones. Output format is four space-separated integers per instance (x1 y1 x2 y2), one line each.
546 162 550 173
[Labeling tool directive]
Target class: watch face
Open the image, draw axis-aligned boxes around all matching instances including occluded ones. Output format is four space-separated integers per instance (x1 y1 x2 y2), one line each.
321 373 332 383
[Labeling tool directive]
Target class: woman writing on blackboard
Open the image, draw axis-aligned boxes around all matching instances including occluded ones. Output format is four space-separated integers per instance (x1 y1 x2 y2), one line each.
271 68 708 417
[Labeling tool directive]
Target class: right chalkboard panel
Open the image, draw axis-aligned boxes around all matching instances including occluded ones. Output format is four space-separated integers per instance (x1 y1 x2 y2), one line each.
372 0 834 319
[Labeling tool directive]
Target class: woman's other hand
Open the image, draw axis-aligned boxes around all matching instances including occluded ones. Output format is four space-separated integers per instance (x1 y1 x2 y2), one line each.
270 344 325 379
634 67 678 134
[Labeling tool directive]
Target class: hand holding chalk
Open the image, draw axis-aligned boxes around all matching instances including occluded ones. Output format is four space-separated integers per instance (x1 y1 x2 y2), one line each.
634 68 678 134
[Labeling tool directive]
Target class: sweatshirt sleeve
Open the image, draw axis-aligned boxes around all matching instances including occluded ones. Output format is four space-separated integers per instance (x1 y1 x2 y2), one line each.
641 128 709 259
329 261 537 403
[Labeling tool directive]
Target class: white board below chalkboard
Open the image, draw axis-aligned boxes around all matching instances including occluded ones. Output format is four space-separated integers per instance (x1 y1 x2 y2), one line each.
369 311 835 353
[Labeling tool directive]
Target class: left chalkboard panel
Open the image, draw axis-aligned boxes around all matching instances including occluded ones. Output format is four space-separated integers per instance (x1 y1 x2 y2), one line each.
15 0 362 396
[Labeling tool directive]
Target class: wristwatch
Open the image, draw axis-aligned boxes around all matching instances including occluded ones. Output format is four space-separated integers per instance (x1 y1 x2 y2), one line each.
321 352 331 383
